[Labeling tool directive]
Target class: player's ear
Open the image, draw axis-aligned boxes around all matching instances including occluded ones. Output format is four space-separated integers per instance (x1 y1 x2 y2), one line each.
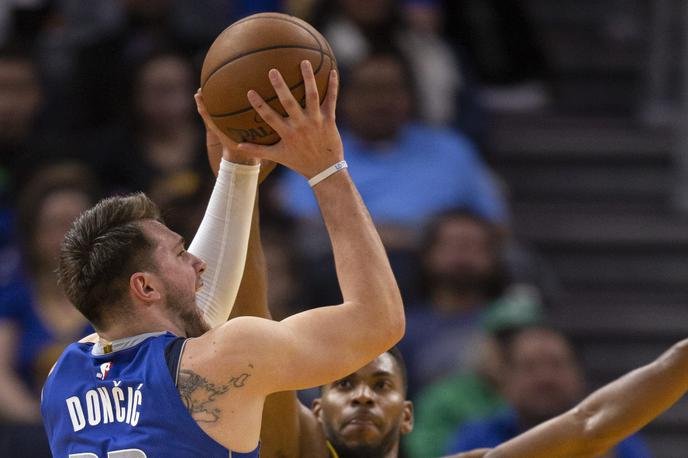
130 272 161 303
311 397 323 421
400 400 414 435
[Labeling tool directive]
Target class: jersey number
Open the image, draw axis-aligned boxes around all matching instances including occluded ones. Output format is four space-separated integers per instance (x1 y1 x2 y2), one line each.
69 450 146 458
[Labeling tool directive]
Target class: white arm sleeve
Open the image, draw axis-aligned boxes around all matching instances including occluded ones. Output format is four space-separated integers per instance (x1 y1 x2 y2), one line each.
188 158 259 328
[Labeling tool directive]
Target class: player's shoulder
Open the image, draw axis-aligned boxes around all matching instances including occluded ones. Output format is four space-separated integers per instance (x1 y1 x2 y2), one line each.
184 317 277 366
42 341 92 389
212 315 277 344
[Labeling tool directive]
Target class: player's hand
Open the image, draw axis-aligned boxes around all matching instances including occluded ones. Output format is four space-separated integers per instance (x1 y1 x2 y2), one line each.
205 126 276 182
195 90 259 167
237 61 343 179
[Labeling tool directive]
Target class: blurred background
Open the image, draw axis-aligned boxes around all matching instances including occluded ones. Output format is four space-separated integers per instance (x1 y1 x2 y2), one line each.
1 0 687 456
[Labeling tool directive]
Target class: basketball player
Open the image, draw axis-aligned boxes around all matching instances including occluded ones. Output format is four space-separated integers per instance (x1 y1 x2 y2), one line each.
41 61 405 457
448 337 688 458
216 144 413 458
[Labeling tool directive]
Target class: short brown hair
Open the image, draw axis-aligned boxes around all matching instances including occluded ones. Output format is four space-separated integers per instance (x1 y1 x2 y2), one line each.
57 193 162 328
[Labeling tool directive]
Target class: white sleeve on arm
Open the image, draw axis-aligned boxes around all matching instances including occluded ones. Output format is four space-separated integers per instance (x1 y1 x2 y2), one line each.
188 158 259 328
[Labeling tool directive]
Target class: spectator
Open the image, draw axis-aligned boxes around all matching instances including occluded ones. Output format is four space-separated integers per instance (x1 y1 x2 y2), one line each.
310 0 466 126
0 43 41 282
70 0 231 128
445 326 651 458
92 51 211 208
0 42 43 201
406 334 507 458
0 41 83 194
0 42 78 293
405 284 543 458
278 51 507 254
0 163 96 425
399 209 536 394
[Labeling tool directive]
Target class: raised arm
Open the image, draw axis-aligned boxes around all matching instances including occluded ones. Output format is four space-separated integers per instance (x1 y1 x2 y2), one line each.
187 97 259 328
231 185 315 458
209 61 404 393
237 197 328 457
480 338 688 458
206 137 324 458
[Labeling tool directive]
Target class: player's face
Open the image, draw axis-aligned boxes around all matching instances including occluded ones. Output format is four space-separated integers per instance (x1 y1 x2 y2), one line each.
146 221 208 337
313 353 413 457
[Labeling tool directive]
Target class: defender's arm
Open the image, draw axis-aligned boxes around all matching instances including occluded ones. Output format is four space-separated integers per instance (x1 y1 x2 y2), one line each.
484 339 688 458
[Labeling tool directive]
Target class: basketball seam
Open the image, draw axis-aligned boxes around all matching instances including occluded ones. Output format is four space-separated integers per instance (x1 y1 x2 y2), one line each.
202 14 327 82
202 44 332 87
207 49 332 118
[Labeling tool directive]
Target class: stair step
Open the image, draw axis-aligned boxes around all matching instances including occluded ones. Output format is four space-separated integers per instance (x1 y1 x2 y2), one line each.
500 165 670 203
487 115 674 160
551 299 688 338
514 212 688 246
544 250 688 287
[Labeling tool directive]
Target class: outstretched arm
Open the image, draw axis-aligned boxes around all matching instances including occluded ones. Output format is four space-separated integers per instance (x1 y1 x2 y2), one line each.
483 339 688 458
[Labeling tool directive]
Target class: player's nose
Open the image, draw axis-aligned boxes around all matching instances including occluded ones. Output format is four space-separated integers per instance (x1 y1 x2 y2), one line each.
350 384 375 405
193 255 207 274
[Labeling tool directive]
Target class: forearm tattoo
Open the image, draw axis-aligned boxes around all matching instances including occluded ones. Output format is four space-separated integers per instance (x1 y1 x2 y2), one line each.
177 369 251 423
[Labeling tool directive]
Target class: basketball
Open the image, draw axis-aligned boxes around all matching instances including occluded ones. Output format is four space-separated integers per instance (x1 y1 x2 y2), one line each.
200 13 337 145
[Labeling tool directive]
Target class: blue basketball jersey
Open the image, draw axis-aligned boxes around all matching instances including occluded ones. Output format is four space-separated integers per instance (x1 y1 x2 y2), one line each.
41 331 259 458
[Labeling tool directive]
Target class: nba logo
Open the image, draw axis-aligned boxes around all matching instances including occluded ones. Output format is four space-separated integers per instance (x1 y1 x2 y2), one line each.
96 362 112 380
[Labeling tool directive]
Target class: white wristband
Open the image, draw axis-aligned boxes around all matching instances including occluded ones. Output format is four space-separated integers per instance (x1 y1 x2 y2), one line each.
308 160 348 187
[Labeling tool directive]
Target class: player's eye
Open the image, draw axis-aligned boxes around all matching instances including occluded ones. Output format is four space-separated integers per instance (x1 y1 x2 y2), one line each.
335 379 352 390
374 380 392 390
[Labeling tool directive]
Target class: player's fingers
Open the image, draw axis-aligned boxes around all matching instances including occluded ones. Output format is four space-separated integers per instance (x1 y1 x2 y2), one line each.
322 69 338 119
301 60 319 114
196 92 239 150
195 93 221 135
268 68 303 119
206 128 220 147
248 89 287 133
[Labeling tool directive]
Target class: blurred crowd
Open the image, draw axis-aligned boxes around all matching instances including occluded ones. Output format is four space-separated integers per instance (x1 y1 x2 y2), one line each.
0 1 650 457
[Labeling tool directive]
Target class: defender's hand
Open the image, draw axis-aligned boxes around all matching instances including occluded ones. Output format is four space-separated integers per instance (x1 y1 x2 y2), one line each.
237 61 343 179
206 127 276 181
195 90 259 167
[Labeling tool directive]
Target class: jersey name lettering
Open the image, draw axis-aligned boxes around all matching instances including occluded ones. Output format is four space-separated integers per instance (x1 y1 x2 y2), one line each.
66 383 143 432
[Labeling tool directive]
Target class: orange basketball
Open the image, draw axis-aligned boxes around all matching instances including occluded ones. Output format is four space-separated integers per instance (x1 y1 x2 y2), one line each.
200 13 337 145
